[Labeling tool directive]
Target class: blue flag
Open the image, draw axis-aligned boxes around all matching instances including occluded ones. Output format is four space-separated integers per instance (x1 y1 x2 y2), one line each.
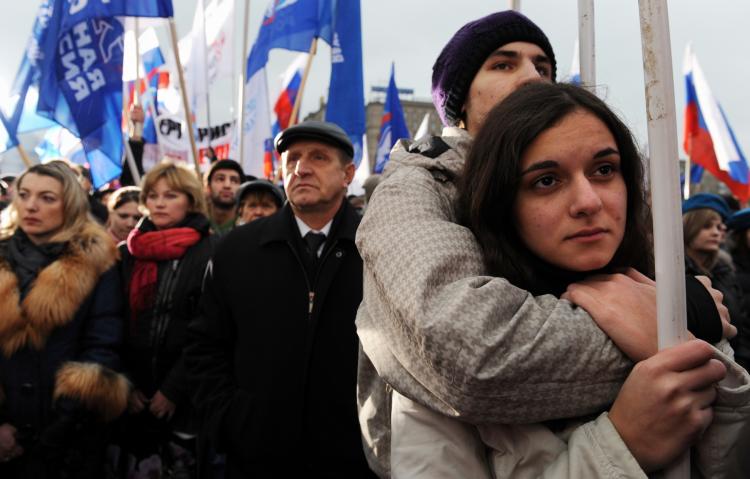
0 109 19 154
31 0 172 188
325 0 365 166
246 0 333 79
374 64 409 174
3 1 57 139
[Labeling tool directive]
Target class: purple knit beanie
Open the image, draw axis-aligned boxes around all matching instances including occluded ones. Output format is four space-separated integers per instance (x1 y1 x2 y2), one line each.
432 10 557 126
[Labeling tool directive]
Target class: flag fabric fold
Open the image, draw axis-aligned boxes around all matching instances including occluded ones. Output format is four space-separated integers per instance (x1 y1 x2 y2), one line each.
29 0 173 188
683 44 749 201
374 64 409 174
0 109 19 154
325 0 365 166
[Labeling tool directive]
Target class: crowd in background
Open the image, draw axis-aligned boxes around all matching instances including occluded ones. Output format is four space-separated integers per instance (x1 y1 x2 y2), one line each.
1 8 750 479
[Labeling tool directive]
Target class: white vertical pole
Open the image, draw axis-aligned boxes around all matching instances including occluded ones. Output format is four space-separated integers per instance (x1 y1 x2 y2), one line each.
168 18 202 176
238 0 251 164
577 0 596 88
638 0 689 476
509 0 521 11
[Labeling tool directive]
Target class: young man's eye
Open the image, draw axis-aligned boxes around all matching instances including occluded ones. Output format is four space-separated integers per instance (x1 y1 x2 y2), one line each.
536 65 550 77
492 62 511 71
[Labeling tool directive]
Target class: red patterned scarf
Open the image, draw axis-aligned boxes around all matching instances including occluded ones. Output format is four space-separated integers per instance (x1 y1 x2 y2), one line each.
126 226 202 320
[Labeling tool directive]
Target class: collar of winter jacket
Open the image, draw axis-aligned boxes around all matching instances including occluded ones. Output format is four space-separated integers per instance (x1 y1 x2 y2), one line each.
0 223 117 357
259 199 357 247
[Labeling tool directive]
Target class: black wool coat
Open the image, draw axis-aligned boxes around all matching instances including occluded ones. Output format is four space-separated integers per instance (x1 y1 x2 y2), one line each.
185 200 375 478
118 217 218 432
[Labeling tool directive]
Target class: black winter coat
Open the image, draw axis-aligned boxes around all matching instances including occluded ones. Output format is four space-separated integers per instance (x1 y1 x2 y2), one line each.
185 201 375 478
0 225 128 479
118 215 217 433
730 255 750 370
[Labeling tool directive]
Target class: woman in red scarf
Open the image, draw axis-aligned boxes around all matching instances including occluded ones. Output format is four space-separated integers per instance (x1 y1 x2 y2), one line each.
114 160 216 478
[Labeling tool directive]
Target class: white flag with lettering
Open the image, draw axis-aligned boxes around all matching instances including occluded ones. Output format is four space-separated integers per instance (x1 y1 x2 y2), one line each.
230 69 272 178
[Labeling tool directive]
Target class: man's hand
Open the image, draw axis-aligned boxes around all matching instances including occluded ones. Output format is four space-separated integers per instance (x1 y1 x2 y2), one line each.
129 104 145 124
128 389 149 414
0 423 22 462
694 275 736 339
562 268 657 361
150 390 176 420
608 340 725 472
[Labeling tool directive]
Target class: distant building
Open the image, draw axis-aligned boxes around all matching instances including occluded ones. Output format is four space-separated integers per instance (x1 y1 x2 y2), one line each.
304 88 443 171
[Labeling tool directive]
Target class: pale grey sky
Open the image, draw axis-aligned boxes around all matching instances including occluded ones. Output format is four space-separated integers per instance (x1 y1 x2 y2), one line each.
1 0 748 174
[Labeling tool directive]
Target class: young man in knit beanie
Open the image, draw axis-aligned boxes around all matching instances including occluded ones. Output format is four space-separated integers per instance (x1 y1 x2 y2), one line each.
355 10 729 477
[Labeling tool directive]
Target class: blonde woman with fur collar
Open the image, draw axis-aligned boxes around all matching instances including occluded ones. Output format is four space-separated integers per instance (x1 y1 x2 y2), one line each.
0 162 128 478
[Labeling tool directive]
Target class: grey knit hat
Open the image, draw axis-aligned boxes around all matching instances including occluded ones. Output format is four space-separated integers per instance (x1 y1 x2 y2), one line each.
431 10 557 126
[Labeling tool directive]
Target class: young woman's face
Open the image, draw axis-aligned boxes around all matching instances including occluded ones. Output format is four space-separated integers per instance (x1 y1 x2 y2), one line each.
15 173 65 244
689 216 722 254
513 109 627 272
145 178 190 230
108 200 142 241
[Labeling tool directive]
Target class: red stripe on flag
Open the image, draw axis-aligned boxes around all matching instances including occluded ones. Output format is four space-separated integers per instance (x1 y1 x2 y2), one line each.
684 103 750 201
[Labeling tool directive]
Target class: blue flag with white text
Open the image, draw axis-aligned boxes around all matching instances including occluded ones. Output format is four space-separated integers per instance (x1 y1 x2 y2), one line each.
374 64 409 173
31 0 172 188
325 0 365 166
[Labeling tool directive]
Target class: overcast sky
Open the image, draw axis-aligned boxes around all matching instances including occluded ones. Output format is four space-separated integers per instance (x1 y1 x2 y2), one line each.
1 0 748 174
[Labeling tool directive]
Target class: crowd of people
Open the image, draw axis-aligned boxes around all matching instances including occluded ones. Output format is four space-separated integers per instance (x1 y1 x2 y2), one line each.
1 8 750 479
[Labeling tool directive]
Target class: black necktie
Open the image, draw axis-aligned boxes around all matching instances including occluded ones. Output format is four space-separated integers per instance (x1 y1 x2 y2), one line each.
304 232 326 262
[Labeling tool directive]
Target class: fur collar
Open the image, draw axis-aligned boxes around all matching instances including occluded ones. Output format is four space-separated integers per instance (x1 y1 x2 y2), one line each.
0 223 118 357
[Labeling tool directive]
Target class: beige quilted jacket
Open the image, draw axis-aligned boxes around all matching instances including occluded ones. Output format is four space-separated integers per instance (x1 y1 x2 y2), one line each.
356 127 636 477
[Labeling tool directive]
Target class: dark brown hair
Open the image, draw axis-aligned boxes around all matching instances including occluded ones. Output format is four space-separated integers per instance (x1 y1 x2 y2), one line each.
457 82 653 296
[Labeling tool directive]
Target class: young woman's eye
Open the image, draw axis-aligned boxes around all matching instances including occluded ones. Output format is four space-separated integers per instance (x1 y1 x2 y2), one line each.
42 195 56 203
594 164 617 177
532 175 558 189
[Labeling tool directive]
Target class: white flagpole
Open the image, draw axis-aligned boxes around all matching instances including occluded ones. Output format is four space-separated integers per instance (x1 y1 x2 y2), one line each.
238 0 251 163
168 18 202 176
638 0 689 476
508 0 521 11
201 0 212 133
288 38 318 127
577 0 595 88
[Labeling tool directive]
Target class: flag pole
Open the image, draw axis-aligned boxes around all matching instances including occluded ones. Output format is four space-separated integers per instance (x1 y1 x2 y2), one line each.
638 0 689 476
134 18 142 107
577 0 595 88
508 0 521 11
168 17 202 177
238 0 251 164
288 37 318 127
17 144 33 168
683 155 691 199
201 0 213 135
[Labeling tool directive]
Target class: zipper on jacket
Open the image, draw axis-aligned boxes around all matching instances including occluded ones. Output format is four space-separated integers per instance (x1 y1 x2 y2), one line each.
287 239 338 319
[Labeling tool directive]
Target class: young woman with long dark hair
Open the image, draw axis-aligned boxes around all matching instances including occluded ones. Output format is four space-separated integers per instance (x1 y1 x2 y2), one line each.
388 82 750 478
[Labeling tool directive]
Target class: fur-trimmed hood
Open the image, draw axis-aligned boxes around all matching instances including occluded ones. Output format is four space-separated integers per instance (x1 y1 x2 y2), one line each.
0 223 118 356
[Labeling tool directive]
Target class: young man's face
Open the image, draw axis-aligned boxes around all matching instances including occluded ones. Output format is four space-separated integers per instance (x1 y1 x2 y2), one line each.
463 41 553 136
208 169 242 209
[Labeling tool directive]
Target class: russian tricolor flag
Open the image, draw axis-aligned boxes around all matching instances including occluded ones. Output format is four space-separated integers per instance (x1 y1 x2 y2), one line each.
683 44 749 201
274 53 307 131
